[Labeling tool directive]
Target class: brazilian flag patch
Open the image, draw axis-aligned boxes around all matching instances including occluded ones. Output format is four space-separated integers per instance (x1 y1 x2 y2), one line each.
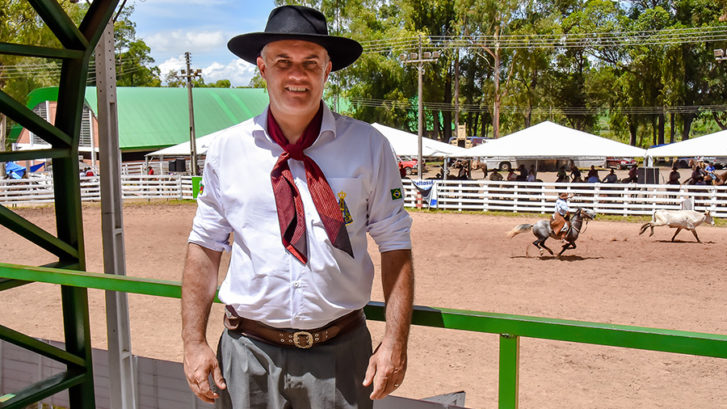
390 188 403 200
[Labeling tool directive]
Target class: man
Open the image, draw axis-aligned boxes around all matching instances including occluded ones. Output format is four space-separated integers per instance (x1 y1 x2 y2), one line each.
551 192 572 238
181 6 414 409
624 163 638 183
602 168 618 183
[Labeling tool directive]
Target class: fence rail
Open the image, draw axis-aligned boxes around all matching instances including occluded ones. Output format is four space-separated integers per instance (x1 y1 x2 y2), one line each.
404 179 727 217
2 176 726 218
0 264 725 409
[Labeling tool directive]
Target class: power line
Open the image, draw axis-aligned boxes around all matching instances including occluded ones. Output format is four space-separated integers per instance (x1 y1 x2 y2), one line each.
360 26 727 54
348 97 727 115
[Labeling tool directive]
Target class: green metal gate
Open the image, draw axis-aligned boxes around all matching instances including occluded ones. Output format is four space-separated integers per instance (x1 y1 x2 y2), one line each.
0 1 119 408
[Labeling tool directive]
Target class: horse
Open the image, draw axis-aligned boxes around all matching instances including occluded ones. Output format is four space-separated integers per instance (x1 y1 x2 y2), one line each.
506 208 597 257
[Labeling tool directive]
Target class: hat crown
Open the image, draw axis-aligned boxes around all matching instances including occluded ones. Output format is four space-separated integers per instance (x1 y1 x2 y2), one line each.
265 5 329 36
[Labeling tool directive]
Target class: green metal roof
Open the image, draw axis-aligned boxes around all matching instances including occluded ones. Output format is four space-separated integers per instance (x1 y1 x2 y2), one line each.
16 86 270 151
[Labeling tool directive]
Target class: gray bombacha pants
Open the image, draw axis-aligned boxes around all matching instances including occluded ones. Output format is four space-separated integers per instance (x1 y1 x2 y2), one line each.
215 322 373 409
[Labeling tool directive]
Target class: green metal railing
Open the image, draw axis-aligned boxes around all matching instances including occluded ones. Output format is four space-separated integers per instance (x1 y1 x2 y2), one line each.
2 262 726 409
1 2 120 408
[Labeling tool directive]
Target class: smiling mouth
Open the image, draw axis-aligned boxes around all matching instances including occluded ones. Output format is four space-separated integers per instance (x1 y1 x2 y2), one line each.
286 86 308 93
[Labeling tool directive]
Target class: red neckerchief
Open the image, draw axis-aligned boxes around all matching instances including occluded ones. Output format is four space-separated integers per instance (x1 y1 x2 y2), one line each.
268 103 353 264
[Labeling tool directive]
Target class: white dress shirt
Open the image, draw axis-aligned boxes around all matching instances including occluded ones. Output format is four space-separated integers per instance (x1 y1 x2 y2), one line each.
188 103 412 330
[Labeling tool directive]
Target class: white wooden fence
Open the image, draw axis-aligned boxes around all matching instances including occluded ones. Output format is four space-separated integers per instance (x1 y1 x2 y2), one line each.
0 175 194 204
1 175 726 218
403 179 727 218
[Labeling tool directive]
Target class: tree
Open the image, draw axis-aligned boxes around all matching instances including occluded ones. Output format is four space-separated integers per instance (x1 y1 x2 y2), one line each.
110 6 161 87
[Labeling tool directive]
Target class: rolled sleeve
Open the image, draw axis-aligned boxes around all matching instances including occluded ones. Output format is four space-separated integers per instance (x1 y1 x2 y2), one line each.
188 157 233 252
367 135 412 252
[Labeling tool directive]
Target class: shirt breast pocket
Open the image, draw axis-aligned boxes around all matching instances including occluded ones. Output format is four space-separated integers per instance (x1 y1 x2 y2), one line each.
325 177 366 232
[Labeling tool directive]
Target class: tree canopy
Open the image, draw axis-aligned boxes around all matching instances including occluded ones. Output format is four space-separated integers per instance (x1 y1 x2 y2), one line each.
277 0 727 145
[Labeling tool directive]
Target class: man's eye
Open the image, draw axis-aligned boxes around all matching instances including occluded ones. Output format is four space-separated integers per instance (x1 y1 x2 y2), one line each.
276 60 291 68
303 61 322 71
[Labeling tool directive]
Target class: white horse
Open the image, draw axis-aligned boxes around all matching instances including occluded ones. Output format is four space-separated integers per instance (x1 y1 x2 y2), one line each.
507 208 597 256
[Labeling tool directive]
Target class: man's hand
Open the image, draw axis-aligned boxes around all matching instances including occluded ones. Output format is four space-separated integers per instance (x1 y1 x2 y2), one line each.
363 339 407 399
363 249 413 400
183 341 226 403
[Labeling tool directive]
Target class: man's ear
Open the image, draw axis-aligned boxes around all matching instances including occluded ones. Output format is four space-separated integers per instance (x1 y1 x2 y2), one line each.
256 56 266 79
323 60 332 83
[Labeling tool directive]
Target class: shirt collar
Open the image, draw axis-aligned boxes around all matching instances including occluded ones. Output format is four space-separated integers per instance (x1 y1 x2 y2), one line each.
253 102 337 144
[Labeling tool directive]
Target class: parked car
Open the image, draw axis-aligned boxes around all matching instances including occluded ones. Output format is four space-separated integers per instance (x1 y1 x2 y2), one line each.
606 157 637 169
397 157 419 176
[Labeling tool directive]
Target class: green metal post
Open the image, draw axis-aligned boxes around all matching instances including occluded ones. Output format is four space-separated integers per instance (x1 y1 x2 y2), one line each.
499 334 520 409
61 286 95 409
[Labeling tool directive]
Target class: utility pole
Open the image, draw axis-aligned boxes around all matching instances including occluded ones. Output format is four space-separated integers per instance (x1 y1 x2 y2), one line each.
400 35 440 179
178 52 202 176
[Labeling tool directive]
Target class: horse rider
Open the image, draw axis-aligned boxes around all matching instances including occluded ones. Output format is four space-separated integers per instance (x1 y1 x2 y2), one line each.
551 192 573 239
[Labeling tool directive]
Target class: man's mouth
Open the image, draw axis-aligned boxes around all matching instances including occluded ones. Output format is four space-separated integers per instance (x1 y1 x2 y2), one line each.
286 86 308 93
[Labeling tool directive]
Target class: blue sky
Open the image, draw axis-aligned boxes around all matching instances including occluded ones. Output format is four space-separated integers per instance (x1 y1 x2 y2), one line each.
129 0 277 86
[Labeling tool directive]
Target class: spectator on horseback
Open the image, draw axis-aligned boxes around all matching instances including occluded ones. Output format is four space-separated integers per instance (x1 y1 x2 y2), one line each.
668 166 680 185
556 165 568 183
602 168 618 183
489 169 504 181
506 169 517 181
586 165 599 183
623 163 638 183
570 164 582 183
551 192 573 239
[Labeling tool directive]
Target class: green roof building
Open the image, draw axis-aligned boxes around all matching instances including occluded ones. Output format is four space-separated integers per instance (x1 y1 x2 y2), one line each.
13 86 270 161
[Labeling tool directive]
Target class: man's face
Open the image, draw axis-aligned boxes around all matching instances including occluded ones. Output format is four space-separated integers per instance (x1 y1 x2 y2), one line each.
257 40 332 119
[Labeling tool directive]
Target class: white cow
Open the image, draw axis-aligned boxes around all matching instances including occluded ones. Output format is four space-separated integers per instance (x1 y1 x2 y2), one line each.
639 209 715 243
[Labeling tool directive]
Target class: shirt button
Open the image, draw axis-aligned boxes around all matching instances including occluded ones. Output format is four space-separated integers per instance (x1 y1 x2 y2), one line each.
293 281 301 288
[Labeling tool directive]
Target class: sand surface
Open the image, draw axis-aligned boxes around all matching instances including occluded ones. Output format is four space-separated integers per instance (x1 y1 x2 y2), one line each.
1 202 725 408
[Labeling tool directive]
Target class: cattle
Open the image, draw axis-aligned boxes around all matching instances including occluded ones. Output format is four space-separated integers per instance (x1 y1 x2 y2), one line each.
639 209 715 243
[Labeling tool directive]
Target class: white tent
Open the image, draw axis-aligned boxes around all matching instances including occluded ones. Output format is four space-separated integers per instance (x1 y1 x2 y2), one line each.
371 123 467 157
645 129 727 157
145 127 230 157
458 121 646 158
148 122 468 161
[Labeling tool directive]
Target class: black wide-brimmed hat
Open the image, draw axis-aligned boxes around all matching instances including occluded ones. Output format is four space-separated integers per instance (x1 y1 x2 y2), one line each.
227 5 362 71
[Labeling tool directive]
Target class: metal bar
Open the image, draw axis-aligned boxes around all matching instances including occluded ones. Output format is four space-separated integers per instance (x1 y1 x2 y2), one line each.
0 90 72 147
61 286 95 409
96 19 138 409
0 264 725 360
498 334 519 409
52 58 88 269
27 0 89 50
0 42 84 59
0 205 79 260
79 0 121 49
0 371 85 409
0 324 85 367
0 263 183 299
0 148 71 162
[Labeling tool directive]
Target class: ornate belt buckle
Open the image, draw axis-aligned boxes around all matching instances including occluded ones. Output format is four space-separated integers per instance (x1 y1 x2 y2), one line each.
293 331 314 349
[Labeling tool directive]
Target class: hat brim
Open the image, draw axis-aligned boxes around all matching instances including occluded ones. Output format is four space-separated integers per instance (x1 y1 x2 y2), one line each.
227 33 363 72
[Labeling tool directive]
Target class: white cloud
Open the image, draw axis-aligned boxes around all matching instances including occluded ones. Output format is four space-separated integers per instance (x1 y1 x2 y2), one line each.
158 55 186 79
146 30 229 56
157 56 257 87
202 59 258 87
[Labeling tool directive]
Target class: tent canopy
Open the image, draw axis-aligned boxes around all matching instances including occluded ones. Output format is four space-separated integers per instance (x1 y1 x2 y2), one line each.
645 129 727 157
457 121 646 158
149 122 469 158
371 123 467 157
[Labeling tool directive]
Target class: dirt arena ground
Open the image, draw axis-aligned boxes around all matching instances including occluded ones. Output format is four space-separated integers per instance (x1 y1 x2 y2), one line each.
1 202 725 408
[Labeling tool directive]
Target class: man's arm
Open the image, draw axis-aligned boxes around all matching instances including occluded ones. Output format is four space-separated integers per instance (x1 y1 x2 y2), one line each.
363 249 414 400
182 243 226 403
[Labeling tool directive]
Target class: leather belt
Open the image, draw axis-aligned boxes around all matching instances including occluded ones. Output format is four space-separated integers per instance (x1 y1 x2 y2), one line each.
223 307 365 349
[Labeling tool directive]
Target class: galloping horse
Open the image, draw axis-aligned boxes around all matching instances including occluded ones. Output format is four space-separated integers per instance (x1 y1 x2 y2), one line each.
506 208 597 256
